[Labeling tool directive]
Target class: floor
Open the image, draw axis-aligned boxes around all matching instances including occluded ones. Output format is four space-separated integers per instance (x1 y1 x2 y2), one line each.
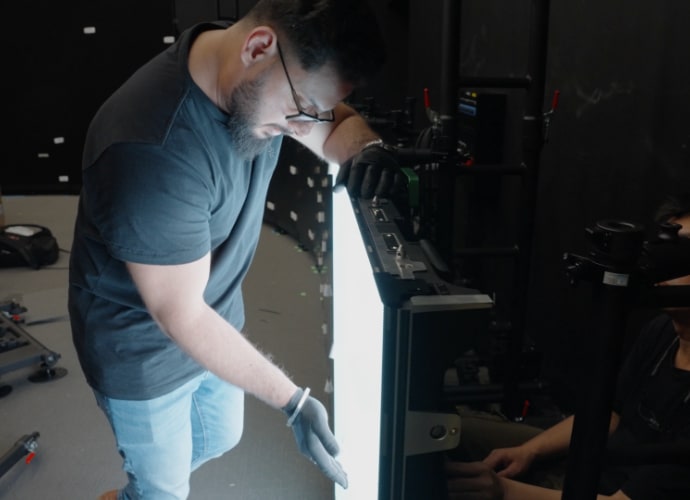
0 195 334 500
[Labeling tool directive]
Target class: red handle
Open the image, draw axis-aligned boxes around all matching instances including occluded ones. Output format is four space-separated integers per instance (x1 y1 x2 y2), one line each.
551 90 561 110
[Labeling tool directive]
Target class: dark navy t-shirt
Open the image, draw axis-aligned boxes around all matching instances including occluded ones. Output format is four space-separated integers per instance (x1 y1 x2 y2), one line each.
602 314 690 498
68 22 283 399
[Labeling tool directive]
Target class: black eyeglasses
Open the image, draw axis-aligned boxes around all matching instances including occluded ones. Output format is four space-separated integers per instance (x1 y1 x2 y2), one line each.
276 43 335 123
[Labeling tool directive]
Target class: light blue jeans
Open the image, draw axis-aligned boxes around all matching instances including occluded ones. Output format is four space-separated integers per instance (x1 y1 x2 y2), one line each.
94 371 244 500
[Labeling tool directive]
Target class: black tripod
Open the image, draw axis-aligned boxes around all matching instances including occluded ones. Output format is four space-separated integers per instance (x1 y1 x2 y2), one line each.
562 219 690 499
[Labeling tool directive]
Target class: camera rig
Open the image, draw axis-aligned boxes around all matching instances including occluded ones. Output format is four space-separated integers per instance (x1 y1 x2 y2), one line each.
562 218 690 499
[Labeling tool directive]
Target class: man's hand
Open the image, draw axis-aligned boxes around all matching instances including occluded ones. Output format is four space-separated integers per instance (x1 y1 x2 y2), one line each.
283 388 348 488
445 460 504 500
334 141 403 199
483 445 536 478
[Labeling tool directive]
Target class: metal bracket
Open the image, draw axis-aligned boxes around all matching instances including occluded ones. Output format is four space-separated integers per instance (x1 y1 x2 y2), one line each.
404 411 461 456
395 244 426 279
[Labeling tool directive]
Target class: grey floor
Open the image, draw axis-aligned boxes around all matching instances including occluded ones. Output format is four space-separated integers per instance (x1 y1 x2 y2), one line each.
0 195 334 499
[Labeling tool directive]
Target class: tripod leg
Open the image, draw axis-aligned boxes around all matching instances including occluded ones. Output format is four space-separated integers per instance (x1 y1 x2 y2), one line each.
0 432 39 478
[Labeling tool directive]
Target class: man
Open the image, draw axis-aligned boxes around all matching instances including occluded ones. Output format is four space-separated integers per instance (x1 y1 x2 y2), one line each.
68 1 397 498
446 193 690 499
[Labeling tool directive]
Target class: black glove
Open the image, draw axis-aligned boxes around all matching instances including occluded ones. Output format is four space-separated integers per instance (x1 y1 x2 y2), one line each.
282 387 348 489
335 141 404 199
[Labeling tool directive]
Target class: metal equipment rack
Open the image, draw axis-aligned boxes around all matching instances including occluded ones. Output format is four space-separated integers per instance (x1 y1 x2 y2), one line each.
0 303 66 396
422 0 554 418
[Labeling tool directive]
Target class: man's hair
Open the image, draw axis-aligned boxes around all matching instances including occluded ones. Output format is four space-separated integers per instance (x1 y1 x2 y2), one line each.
245 0 386 87
655 192 690 224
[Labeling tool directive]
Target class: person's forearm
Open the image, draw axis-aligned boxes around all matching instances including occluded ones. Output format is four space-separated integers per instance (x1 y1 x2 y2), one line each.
524 412 619 459
501 477 563 500
162 301 299 409
521 414 575 458
502 478 628 500
294 102 380 164
321 103 380 163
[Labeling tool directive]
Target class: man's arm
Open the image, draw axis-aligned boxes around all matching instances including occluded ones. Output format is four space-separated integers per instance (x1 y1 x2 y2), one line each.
525 412 620 458
126 253 298 409
508 414 576 460
445 460 630 500
484 413 620 479
500 477 631 500
127 253 349 487
481 415 576 479
294 101 403 199
294 102 381 164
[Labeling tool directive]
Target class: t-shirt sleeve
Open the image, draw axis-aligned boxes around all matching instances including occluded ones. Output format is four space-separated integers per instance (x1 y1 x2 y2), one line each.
83 142 212 265
612 315 671 413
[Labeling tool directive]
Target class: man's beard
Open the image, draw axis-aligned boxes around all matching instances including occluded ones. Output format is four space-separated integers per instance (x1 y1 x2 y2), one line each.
224 73 272 160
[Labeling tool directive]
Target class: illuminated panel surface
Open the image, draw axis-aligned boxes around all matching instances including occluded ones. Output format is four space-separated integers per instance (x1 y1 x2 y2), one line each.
331 181 384 500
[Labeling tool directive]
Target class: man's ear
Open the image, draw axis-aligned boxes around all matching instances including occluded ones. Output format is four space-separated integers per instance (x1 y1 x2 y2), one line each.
240 27 277 67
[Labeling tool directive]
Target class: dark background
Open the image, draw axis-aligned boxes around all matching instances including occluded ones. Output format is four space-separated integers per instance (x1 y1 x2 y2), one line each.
3 0 689 410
